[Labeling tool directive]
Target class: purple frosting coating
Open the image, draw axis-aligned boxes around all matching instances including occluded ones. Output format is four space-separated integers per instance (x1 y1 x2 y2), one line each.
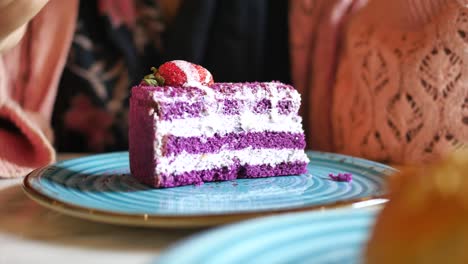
211 82 295 94
134 82 294 99
135 85 206 98
156 161 308 188
129 99 156 186
164 132 306 156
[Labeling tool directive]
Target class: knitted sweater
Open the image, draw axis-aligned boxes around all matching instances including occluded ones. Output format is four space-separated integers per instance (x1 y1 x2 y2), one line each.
290 0 468 164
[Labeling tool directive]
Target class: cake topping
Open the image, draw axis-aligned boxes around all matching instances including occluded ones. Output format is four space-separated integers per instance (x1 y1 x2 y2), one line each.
142 60 214 87
329 173 353 182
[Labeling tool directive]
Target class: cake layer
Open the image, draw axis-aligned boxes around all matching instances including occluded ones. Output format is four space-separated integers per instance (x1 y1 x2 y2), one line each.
139 99 296 121
131 82 298 103
152 161 308 188
155 148 309 175
131 82 301 121
155 113 303 138
164 132 306 156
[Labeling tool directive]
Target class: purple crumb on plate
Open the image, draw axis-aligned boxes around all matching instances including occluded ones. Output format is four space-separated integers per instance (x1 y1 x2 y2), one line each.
329 173 353 182
194 181 205 187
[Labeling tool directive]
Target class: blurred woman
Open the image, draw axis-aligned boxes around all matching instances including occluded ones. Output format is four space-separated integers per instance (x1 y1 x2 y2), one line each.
0 0 467 178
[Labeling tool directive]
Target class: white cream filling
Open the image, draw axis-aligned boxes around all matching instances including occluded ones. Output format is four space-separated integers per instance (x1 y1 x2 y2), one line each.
156 113 303 137
268 83 281 122
156 148 310 175
147 82 301 104
172 60 199 83
171 60 215 97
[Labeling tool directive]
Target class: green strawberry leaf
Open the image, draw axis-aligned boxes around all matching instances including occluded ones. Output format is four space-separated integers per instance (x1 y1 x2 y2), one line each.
143 78 159 86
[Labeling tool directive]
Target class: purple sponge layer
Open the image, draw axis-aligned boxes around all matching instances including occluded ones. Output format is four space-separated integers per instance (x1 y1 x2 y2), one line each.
150 161 308 188
164 132 306 156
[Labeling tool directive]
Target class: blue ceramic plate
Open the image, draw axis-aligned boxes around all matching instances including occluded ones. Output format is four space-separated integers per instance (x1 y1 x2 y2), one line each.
156 207 378 263
23 151 395 227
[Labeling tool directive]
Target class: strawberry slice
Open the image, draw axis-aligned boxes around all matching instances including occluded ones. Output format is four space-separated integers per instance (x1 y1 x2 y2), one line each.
143 60 214 87
193 64 214 85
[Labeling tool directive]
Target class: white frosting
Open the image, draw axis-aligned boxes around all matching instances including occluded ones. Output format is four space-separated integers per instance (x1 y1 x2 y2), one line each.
240 110 261 131
268 83 280 121
172 60 199 84
188 83 215 98
156 148 310 175
203 71 212 84
171 60 215 97
156 113 303 137
147 82 301 104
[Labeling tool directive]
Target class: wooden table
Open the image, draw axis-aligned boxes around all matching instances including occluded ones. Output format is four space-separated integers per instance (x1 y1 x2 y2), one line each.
0 154 200 264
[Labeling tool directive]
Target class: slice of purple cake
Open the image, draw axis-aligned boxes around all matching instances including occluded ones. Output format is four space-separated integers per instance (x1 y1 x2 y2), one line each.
129 60 309 188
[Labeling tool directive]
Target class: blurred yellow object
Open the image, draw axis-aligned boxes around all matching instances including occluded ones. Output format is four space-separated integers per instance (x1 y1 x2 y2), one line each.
365 150 468 264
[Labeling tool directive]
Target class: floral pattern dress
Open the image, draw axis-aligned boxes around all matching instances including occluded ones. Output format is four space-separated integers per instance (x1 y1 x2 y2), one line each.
52 0 290 153
52 0 165 152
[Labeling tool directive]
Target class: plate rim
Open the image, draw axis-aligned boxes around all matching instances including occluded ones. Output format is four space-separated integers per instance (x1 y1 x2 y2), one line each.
155 206 380 263
22 151 396 228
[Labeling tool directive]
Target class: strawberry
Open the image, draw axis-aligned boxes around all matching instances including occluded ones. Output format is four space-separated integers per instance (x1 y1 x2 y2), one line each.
142 60 214 87
193 64 214 85
158 61 188 86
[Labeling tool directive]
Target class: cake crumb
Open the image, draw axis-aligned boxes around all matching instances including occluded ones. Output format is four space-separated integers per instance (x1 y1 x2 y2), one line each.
329 173 353 182
194 181 204 187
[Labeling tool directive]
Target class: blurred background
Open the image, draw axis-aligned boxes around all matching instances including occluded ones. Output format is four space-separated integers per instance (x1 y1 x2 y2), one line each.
52 0 291 153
